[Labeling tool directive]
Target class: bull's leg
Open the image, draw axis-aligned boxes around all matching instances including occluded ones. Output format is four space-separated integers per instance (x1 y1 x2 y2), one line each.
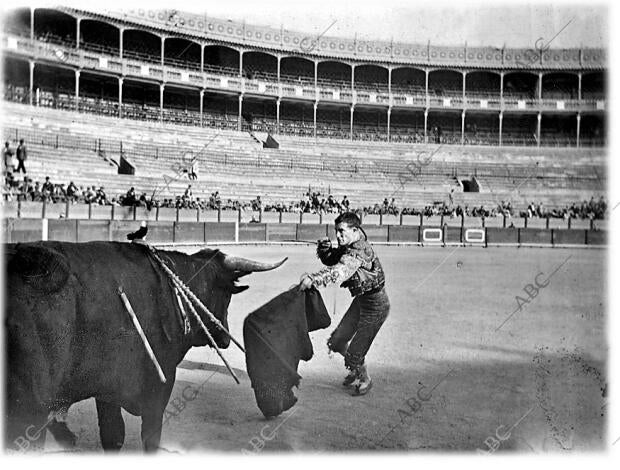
95 400 125 452
140 406 165 452
140 383 174 452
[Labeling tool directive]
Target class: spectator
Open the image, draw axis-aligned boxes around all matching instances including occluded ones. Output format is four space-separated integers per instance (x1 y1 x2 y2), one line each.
15 139 27 174
41 176 54 201
3 141 14 175
189 159 198 180
67 181 79 202
124 187 137 206
184 184 193 201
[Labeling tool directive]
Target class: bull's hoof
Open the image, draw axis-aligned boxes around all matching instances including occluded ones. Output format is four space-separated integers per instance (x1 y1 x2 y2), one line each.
48 420 77 448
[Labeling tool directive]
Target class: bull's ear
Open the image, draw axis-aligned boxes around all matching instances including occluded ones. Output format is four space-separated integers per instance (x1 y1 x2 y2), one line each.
232 285 249 294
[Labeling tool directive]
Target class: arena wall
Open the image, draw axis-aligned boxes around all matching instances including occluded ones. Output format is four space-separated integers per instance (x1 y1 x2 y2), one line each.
1 218 606 248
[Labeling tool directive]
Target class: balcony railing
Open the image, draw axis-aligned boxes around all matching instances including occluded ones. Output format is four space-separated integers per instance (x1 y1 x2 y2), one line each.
2 32 607 115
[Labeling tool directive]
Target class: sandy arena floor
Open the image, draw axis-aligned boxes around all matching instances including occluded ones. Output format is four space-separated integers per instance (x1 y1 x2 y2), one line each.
41 244 607 453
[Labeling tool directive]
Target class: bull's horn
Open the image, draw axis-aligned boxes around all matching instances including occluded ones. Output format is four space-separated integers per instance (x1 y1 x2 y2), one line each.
223 255 288 272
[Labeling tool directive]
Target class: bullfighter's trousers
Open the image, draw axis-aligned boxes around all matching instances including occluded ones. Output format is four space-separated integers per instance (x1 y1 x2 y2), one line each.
327 287 390 371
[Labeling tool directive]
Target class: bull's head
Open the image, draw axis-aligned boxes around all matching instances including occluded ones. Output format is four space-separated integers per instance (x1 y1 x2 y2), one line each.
186 249 287 348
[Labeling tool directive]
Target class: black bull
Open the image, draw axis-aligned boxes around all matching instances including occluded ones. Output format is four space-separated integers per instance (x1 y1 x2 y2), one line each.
4 241 286 452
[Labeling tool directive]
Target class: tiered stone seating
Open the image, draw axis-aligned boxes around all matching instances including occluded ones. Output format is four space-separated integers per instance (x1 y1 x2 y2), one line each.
3 102 605 213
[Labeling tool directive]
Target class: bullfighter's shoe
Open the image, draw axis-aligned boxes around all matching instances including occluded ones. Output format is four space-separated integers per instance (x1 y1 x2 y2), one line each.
352 365 372 396
342 370 357 387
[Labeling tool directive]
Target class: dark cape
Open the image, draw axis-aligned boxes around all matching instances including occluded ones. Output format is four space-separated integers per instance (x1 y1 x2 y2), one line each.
243 287 330 418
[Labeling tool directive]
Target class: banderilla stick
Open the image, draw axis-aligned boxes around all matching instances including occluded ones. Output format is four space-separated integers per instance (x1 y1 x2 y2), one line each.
176 285 241 384
117 286 167 383
150 249 245 353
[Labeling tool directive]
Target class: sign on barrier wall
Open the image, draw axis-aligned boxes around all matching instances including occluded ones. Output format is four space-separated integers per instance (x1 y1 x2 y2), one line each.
387 225 419 243
2 219 606 247
239 223 267 242
422 228 443 243
77 220 109 242
464 228 485 244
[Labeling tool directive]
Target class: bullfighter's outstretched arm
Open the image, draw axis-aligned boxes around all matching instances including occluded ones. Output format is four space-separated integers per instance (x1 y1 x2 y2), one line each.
306 254 363 288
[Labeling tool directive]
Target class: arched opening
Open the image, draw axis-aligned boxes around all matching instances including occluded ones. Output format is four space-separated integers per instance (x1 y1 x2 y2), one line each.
33 8 76 46
582 72 605 100
80 19 119 55
164 37 201 70
541 73 578 100
390 109 425 143
279 100 314 137
280 56 314 85
465 71 500 97
540 113 577 146
317 61 351 88
242 98 277 132
203 45 239 75
353 106 387 141
502 113 538 146
32 63 75 110
354 64 388 92
317 103 350 139
243 51 278 80
3 57 30 104
428 70 462 97
78 71 119 116
428 110 462 144
163 85 201 126
122 79 160 121
503 72 538 99
202 92 238 130
464 112 499 145
123 29 161 64
580 113 605 146
391 67 425 94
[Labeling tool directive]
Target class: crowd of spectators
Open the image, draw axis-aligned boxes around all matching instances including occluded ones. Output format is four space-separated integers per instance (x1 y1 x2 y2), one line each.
2 166 608 221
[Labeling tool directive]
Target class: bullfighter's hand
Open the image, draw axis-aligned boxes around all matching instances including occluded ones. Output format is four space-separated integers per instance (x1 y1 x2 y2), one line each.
298 274 313 291
317 237 332 250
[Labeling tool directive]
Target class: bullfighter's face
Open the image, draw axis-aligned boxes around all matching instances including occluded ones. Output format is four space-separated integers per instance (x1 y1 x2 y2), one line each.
335 222 359 247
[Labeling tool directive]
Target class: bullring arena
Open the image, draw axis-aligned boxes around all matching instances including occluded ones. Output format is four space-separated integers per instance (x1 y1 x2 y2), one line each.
0 3 612 456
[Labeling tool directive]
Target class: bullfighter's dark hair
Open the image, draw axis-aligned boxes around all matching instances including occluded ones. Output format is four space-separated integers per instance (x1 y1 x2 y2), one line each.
334 212 367 240
335 212 361 227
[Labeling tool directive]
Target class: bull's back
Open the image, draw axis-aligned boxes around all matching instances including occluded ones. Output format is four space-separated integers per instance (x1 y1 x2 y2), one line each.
6 242 176 411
